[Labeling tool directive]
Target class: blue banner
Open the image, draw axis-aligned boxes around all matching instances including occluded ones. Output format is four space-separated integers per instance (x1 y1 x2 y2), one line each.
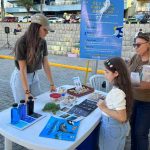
80 0 124 60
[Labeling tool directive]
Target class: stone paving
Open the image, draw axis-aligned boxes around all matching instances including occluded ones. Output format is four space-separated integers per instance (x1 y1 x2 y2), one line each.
0 49 149 150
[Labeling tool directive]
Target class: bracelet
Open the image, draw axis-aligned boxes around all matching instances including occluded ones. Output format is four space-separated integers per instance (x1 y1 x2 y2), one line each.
25 90 31 94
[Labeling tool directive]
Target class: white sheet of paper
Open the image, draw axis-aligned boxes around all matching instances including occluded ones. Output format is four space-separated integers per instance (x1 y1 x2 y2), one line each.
131 72 140 86
72 77 82 91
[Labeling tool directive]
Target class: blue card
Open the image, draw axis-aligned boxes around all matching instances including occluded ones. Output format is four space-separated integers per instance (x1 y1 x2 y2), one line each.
22 116 36 123
12 120 28 128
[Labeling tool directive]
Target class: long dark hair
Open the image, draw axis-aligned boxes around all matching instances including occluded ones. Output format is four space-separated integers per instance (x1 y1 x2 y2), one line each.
13 23 42 65
24 23 42 65
104 57 133 120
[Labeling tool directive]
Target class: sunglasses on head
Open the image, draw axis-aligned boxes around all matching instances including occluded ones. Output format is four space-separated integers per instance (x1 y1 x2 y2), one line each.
133 42 148 48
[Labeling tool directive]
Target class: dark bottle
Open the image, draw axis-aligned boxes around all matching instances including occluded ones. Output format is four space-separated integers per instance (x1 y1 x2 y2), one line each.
27 96 34 115
11 103 20 124
19 100 27 119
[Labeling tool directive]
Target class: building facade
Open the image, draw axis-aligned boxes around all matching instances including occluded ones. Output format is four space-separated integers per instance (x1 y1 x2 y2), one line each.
5 0 81 16
5 0 150 17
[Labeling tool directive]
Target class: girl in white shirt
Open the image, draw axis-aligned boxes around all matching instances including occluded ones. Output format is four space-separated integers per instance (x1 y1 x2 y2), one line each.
97 57 133 150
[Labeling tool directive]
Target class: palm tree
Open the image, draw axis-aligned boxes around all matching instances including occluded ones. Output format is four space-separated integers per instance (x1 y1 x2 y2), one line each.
16 0 39 21
16 0 34 12
1 0 5 20
16 0 35 21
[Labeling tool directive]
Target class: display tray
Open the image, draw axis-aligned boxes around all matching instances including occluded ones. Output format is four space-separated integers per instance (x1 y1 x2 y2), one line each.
67 85 94 97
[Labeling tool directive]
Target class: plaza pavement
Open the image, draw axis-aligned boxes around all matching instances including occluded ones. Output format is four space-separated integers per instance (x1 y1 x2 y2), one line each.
0 49 147 150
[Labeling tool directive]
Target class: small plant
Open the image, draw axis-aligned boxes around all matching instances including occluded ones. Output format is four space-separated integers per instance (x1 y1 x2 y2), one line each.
42 102 60 114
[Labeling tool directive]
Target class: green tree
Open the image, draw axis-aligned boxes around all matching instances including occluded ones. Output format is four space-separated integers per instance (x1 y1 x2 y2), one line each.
16 0 36 21
16 0 34 13
1 0 5 20
16 0 41 21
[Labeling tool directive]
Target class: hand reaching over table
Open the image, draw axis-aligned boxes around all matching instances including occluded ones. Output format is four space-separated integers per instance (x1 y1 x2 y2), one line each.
97 100 107 111
50 85 56 92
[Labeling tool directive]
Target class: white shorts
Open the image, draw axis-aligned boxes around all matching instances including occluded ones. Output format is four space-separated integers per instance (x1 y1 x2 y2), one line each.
10 68 41 103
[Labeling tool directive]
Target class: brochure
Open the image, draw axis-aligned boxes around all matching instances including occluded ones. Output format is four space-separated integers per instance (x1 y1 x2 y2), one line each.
67 99 97 117
57 111 84 122
39 116 80 141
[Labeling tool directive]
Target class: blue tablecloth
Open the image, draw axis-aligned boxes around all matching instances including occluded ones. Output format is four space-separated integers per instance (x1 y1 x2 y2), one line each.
76 124 100 150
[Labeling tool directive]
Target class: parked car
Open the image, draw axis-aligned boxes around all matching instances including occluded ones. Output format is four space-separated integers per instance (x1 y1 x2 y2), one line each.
75 15 80 22
18 16 31 22
135 13 150 24
125 13 150 24
125 16 139 24
48 17 64 23
2 17 18 22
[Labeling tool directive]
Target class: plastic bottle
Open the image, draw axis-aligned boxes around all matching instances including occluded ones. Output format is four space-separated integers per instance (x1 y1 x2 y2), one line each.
11 103 20 124
27 96 34 115
19 100 26 119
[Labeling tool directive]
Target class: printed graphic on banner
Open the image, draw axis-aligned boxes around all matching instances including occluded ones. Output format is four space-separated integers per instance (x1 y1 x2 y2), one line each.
80 0 124 60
